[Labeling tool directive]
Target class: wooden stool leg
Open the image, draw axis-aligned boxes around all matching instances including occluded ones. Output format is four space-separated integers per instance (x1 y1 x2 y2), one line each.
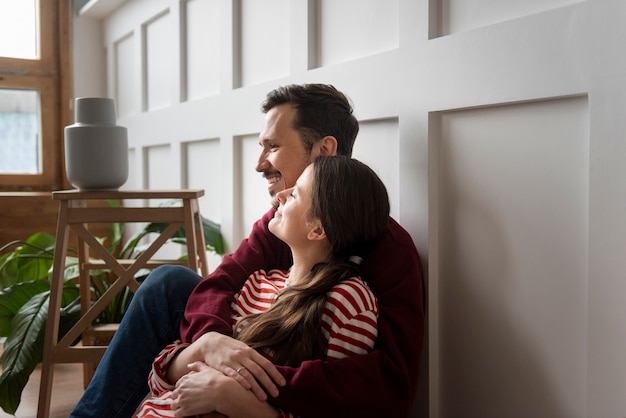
192 199 208 276
37 202 71 418
182 198 209 276
182 198 199 273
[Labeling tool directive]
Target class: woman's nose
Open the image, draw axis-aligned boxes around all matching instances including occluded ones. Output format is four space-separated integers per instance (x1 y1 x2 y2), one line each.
275 187 291 204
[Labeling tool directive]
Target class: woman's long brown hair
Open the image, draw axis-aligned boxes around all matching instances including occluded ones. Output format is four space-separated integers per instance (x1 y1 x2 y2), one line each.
235 156 390 366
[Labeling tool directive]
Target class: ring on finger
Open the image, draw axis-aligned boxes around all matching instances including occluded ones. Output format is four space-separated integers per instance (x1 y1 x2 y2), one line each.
236 366 247 374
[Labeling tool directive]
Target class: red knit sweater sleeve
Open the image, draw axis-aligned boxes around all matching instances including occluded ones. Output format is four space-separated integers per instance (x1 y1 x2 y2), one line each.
271 218 425 418
180 208 292 342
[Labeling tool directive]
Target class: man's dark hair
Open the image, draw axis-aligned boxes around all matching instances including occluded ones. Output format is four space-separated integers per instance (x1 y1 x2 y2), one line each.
261 84 359 157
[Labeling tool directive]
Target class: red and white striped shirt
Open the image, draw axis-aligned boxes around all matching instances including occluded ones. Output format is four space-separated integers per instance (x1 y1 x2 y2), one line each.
135 269 378 418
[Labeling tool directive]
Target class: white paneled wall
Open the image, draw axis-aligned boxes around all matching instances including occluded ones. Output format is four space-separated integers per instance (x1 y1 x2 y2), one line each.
73 0 626 416
439 0 583 35
182 138 221 220
315 0 399 67
239 0 290 87
113 33 136 117
144 9 174 111
432 97 589 416
353 118 400 220
184 0 221 99
239 133 272 237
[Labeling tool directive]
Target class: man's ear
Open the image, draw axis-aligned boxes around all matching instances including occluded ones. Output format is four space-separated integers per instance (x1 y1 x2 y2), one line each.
317 135 338 156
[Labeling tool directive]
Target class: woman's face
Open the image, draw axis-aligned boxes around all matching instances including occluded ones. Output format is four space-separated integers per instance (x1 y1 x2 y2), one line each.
268 164 316 248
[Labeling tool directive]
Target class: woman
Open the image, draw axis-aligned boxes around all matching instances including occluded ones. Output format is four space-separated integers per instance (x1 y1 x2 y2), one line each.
136 156 390 417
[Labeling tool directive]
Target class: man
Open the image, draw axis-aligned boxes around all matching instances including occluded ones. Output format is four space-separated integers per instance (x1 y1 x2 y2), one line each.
71 84 424 417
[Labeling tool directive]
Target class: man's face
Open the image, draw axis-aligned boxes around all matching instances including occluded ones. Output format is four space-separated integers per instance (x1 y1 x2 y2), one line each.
256 104 313 198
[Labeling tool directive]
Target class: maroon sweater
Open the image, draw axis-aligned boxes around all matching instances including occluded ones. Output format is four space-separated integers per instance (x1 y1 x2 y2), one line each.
181 208 425 418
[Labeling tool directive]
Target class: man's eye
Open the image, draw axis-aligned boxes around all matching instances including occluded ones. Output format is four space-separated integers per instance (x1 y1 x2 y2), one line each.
269 143 279 150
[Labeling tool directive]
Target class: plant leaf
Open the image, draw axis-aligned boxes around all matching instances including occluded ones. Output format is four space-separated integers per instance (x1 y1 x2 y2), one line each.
0 233 55 289
201 217 225 255
0 251 19 289
0 292 48 414
0 283 79 414
119 215 224 258
119 229 149 259
63 256 80 281
0 281 50 337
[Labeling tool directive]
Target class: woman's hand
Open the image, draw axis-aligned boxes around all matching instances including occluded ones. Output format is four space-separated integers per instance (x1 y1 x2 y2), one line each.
194 332 286 401
172 362 282 418
167 332 286 401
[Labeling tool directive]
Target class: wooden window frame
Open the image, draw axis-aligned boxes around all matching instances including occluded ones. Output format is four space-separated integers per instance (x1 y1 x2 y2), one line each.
0 0 72 191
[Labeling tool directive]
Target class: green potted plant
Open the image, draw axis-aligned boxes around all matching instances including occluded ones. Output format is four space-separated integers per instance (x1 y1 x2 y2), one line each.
0 204 224 415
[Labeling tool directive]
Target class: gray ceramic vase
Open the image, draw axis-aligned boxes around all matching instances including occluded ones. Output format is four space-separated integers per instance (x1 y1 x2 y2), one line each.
64 97 128 191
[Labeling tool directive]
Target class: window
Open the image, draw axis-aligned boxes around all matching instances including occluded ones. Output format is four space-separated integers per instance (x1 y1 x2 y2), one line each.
0 0 39 60
0 88 40 174
0 0 69 190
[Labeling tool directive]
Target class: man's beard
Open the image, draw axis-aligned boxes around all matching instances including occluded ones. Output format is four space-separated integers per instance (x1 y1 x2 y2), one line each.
269 174 287 209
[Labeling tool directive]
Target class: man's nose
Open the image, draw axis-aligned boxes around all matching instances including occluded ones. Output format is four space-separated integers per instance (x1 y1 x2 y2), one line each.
256 151 270 172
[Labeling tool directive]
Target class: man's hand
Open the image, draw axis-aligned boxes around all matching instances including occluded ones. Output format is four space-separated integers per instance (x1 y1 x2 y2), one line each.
171 362 226 417
195 332 286 401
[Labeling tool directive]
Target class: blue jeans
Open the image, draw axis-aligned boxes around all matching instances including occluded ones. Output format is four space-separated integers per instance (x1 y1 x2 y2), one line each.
70 265 201 417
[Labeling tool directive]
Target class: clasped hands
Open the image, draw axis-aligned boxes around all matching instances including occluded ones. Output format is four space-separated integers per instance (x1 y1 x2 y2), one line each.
168 332 286 417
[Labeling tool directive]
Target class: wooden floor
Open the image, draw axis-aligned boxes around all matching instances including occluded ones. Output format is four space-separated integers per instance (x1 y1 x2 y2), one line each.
0 360 84 418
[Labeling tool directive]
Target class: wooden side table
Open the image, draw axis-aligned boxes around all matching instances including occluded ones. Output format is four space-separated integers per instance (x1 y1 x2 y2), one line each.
37 190 209 418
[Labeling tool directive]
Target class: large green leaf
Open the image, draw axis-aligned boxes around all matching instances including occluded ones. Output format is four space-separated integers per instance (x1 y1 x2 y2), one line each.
0 252 18 290
0 233 55 289
0 284 79 415
0 250 81 338
0 281 50 337
0 292 48 414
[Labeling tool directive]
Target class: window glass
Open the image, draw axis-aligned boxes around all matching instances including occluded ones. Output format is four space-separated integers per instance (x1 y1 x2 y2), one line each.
0 0 39 60
0 88 41 174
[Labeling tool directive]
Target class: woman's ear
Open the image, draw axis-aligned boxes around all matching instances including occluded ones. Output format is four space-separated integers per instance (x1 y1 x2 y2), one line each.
317 136 338 156
307 220 327 241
